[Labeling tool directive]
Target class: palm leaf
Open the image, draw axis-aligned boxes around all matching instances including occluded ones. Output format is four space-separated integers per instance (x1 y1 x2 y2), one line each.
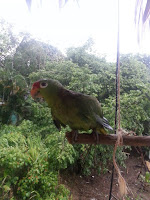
135 0 150 25
25 0 69 11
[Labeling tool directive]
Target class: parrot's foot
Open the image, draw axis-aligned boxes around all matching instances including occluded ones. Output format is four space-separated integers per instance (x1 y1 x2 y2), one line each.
91 130 99 144
71 130 79 143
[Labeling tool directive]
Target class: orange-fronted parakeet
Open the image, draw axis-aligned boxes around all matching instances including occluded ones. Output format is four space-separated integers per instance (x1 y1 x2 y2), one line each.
31 79 113 139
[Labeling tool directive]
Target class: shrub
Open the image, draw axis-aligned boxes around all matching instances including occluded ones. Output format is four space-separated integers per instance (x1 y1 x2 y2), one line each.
0 123 71 199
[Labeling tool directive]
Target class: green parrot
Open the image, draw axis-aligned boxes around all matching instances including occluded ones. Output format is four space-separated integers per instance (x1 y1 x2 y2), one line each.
31 79 113 140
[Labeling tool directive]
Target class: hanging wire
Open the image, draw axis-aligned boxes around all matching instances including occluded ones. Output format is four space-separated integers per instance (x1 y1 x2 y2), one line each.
108 0 120 199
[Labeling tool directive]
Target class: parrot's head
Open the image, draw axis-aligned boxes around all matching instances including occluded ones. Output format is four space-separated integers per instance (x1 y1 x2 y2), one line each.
31 79 63 101
31 80 47 99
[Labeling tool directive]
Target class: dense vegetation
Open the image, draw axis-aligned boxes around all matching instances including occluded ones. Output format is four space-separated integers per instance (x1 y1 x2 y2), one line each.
0 20 150 199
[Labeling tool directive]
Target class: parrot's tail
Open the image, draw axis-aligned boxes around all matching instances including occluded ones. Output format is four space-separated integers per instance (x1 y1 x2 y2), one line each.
103 117 113 131
98 127 107 134
95 114 113 132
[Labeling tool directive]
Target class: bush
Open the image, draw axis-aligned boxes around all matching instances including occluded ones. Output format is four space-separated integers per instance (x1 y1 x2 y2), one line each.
0 123 71 199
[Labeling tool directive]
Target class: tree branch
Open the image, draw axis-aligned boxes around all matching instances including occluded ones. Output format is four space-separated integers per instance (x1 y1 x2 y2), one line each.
65 132 150 146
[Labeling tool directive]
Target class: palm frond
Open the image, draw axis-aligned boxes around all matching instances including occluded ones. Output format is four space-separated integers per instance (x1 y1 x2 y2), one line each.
135 0 150 25
143 0 150 23
135 0 150 42
25 0 69 12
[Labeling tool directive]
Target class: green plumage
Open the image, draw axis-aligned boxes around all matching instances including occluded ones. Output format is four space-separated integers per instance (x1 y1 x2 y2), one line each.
32 79 113 134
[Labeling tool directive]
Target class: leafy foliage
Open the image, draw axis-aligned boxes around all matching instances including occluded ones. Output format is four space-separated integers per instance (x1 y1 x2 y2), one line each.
0 122 72 199
13 36 64 77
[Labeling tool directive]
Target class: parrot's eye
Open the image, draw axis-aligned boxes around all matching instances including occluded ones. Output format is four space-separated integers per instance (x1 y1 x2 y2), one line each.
40 82 48 88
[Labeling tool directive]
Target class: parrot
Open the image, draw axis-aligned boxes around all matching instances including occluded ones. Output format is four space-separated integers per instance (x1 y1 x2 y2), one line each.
30 79 113 141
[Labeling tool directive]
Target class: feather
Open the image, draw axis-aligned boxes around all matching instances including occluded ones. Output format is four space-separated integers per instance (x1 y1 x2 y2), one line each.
94 114 113 131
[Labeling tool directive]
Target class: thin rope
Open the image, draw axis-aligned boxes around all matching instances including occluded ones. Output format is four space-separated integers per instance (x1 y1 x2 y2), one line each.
108 0 120 199
117 37 121 131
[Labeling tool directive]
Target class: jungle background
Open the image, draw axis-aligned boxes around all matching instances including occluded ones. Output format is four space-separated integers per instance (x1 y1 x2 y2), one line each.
0 19 150 199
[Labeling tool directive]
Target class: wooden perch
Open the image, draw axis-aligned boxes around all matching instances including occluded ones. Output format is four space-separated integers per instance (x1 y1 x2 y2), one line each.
65 132 150 146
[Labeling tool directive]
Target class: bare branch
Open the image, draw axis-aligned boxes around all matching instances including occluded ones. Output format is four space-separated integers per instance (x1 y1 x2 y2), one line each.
66 132 150 146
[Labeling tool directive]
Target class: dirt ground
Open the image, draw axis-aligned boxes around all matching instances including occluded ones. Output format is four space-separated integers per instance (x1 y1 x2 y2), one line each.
60 151 150 200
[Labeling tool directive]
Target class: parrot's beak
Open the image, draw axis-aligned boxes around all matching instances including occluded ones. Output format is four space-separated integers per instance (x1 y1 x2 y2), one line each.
30 86 42 99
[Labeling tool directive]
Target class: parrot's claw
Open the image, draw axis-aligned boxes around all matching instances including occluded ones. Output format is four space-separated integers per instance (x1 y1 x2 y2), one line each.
91 130 99 144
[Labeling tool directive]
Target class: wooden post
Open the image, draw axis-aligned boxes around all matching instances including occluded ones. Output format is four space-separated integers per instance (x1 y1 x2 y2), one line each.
65 132 150 146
